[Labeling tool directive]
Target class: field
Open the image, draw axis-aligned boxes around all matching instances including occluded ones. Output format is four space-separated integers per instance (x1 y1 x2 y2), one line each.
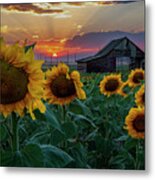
0 71 145 169
0 0 145 170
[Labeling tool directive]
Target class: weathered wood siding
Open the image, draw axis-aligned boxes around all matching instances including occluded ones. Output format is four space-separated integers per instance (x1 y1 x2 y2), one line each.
87 56 116 73
76 38 145 73
77 63 87 73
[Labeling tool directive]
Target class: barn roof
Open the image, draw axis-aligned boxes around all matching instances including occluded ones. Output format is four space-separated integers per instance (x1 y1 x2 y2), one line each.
95 37 124 57
76 37 144 63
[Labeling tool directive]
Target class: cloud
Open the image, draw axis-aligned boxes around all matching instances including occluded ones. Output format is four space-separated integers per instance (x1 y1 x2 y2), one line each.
66 1 142 6
1 25 8 34
1 1 143 15
1 3 64 15
49 1 142 6
97 0 143 5
66 2 85 6
54 13 72 19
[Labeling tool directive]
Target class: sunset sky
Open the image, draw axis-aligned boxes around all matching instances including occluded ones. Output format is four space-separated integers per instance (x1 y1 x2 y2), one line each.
1 0 145 62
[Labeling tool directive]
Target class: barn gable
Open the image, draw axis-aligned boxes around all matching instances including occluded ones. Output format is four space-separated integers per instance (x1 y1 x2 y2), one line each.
76 37 145 72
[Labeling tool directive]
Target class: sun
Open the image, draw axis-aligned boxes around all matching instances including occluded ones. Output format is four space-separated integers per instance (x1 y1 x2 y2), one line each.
53 53 58 57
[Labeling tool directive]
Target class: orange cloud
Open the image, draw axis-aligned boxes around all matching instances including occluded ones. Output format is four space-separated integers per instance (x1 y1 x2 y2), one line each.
1 3 63 15
34 39 98 58
66 2 84 6
35 40 65 57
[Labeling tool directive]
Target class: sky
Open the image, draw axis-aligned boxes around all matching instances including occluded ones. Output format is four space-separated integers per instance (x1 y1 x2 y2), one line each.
0 0 145 62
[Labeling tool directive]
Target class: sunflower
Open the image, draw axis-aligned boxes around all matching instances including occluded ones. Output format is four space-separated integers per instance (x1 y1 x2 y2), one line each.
119 81 129 97
0 38 46 119
44 63 86 105
127 69 144 88
135 84 145 107
124 107 145 139
99 74 123 96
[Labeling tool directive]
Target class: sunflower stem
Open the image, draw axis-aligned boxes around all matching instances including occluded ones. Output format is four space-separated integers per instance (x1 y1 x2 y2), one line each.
11 113 20 152
135 139 141 169
61 105 68 149
62 105 66 122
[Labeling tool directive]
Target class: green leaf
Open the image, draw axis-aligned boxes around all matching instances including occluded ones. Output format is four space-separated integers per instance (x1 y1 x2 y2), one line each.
69 143 88 168
115 135 129 142
45 105 62 132
21 144 44 167
108 149 135 169
0 114 5 120
68 103 82 115
69 112 96 128
95 136 114 157
27 130 51 144
124 138 137 150
12 151 24 167
109 155 126 166
62 122 77 139
84 129 98 141
50 129 65 145
40 144 73 168
33 109 47 121
0 125 9 142
68 99 92 116
0 151 13 166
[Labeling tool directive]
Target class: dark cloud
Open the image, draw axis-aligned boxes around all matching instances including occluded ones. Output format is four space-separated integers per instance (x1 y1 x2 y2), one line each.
65 31 145 50
67 1 143 6
1 3 63 15
48 2 82 6
48 1 143 6
66 2 85 6
49 1 143 6
97 0 143 5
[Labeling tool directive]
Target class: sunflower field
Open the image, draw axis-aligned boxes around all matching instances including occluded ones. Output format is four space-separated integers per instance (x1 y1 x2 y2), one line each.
0 39 145 169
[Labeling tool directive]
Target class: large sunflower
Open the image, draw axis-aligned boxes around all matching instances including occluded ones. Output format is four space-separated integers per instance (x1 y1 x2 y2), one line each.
44 63 86 105
124 107 145 139
99 74 123 96
0 38 46 119
135 84 145 107
127 69 144 88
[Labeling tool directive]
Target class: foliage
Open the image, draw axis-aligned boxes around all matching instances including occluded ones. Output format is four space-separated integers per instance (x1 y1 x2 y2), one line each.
0 72 145 169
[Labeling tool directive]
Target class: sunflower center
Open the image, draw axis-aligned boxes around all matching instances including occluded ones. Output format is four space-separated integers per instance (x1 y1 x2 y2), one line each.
50 75 76 98
105 79 119 92
142 92 145 103
133 72 144 83
133 115 145 132
0 60 28 104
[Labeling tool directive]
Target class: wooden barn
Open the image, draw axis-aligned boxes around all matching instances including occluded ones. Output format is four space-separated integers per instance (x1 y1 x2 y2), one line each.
76 37 145 73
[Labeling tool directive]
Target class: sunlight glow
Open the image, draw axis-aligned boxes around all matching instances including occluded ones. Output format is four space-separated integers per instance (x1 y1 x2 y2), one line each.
52 53 58 57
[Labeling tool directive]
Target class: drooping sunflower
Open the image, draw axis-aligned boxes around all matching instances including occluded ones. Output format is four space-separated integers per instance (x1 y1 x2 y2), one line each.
127 69 144 88
124 107 145 139
0 38 46 119
99 74 123 96
119 81 129 97
135 84 145 107
44 63 86 105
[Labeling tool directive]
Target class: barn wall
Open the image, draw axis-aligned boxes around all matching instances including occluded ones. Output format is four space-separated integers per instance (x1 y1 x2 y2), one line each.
87 56 116 73
77 38 145 73
87 58 104 72
77 63 87 73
